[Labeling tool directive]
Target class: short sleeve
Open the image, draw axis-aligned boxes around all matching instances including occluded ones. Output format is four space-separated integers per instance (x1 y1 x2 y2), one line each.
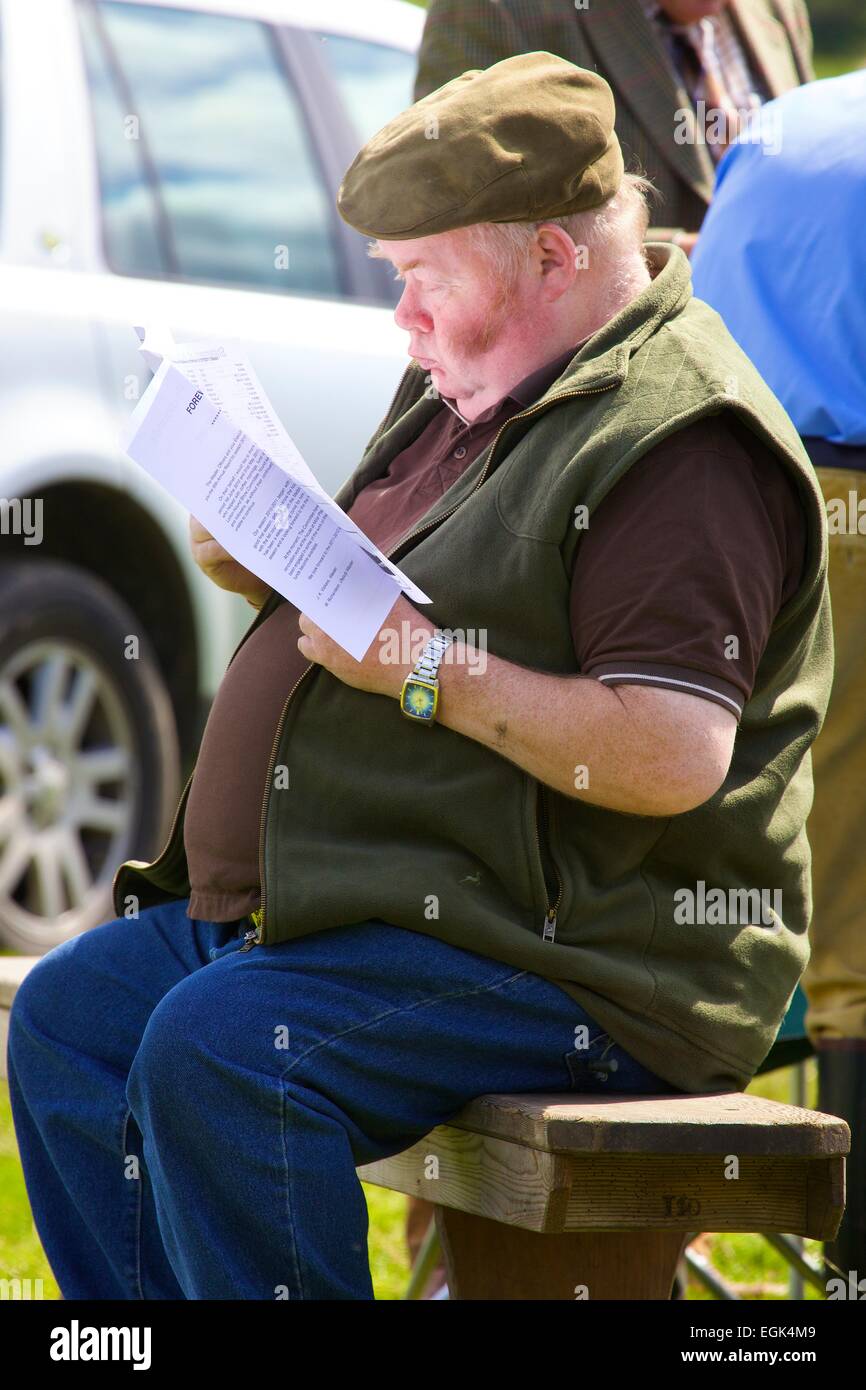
569 413 807 720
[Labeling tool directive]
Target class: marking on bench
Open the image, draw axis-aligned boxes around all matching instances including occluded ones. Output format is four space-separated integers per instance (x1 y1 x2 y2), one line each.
662 1194 702 1217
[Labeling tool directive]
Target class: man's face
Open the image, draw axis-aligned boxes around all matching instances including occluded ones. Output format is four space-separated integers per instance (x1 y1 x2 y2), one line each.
379 229 527 404
658 0 728 21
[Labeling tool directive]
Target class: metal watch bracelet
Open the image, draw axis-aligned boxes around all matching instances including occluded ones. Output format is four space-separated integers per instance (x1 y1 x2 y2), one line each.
413 631 453 682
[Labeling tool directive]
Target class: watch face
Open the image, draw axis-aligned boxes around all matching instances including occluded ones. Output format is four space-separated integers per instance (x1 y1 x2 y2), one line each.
402 678 437 721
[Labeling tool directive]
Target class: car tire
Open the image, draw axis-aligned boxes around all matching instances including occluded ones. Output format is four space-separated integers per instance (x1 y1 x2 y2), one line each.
0 559 182 953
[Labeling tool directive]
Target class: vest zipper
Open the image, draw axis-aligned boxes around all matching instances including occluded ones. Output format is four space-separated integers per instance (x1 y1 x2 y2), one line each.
238 375 618 949
535 785 564 943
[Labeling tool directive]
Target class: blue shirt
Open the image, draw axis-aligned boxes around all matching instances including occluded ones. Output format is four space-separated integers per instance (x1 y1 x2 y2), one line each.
690 72 866 446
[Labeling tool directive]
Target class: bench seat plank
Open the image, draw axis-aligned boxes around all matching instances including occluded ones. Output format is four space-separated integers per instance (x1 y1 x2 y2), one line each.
433 1091 850 1156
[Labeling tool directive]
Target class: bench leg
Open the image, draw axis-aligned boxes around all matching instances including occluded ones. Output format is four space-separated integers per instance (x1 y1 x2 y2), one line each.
435 1208 690 1300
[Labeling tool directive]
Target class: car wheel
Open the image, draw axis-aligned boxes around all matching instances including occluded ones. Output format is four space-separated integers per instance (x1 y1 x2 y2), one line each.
0 559 181 953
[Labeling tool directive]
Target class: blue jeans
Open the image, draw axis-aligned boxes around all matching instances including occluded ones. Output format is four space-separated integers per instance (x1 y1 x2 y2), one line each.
7 899 682 1299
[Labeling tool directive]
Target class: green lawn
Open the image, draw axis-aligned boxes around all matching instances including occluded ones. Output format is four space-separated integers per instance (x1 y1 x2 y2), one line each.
814 51 866 77
0 1080 62 1300
0 1077 410 1301
0 1058 825 1301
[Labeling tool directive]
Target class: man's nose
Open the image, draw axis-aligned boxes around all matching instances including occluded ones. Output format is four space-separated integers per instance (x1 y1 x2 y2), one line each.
394 284 433 334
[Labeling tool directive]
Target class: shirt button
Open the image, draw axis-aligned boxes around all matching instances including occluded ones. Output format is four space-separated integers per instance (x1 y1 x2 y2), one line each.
453 445 467 459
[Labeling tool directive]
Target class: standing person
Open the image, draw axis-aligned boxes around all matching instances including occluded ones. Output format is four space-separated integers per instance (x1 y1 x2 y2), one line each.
691 70 866 1286
415 0 813 249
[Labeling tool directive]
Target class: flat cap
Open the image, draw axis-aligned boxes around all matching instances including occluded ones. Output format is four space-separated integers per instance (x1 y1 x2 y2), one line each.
336 52 624 240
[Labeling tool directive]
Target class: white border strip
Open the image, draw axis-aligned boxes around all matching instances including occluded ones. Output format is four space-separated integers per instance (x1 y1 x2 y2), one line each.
596 672 743 716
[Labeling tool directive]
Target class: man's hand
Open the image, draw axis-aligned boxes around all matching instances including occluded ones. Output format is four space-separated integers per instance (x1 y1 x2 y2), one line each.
188 515 271 609
297 595 435 697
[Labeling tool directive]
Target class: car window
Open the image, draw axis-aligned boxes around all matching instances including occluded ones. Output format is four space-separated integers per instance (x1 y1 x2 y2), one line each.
77 1 342 296
314 34 416 147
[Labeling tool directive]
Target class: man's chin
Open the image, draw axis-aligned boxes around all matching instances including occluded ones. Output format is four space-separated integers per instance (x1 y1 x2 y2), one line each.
414 359 454 394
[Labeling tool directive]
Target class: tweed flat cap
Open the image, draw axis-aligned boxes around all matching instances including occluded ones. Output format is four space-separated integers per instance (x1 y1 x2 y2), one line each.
336 52 624 240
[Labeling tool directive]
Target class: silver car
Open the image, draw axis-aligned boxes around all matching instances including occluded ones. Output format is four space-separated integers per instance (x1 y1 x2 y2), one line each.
0 0 421 951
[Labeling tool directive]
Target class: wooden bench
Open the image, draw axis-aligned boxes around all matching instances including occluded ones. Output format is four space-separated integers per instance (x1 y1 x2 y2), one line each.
1 958 850 1300
357 1091 849 1299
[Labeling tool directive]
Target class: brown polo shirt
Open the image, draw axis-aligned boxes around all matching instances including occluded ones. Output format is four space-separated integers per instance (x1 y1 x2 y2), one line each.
183 349 806 922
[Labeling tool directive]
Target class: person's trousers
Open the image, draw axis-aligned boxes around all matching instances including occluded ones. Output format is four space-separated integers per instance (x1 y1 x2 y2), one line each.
802 466 866 1279
802 466 866 1042
7 898 681 1300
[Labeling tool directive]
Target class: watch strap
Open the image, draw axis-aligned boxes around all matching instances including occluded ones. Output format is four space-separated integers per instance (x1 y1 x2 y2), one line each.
413 631 453 683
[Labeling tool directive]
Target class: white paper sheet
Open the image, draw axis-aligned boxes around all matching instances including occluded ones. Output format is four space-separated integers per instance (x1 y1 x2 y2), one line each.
121 329 431 662
133 326 431 595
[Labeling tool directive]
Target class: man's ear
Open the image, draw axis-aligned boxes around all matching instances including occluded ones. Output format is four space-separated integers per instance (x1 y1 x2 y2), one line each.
532 223 580 298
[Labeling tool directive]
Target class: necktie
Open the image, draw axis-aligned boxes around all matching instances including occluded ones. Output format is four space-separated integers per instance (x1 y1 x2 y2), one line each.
666 18 749 162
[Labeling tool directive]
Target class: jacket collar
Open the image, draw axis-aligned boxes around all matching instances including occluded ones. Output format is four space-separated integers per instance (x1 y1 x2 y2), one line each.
522 241 693 401
728 0 809 95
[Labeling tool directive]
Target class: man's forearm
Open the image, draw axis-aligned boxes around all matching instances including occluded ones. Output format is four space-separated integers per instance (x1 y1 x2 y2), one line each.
433 641 727 818
295 600 735 818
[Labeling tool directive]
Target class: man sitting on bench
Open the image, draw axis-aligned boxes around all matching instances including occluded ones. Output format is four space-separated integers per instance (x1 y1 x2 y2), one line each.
7 53 832 1300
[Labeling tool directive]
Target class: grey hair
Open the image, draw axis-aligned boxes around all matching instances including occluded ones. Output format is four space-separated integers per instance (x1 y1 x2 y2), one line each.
463 172 657 306
368 172 657 312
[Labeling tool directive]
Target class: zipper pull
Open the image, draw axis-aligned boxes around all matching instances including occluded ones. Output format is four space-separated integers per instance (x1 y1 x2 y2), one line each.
542 909 557 943
240 907 264 951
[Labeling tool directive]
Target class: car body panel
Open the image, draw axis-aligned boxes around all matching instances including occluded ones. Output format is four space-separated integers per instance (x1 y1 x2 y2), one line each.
0 0 420 696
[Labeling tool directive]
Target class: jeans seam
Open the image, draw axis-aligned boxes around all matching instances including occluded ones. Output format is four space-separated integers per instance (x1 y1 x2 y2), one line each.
120 1106 144 1300
278 1082 306 1301
278 968 530 1081
275 966 528 1300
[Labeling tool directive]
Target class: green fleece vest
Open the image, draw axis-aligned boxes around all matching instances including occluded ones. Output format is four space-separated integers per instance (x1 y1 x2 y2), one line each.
113 245 833 1093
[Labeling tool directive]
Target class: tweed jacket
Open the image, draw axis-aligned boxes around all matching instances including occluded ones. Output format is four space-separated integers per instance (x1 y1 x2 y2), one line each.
414 0 814 234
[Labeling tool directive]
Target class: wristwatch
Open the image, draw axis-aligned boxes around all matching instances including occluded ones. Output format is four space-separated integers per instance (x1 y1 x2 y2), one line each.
399 630 454 725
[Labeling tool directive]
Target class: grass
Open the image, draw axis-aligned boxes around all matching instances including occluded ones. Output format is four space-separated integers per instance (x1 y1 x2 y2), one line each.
0 1075 410 1301
0 1081 61 1300
814 51 865 77
0 1056 826 1301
